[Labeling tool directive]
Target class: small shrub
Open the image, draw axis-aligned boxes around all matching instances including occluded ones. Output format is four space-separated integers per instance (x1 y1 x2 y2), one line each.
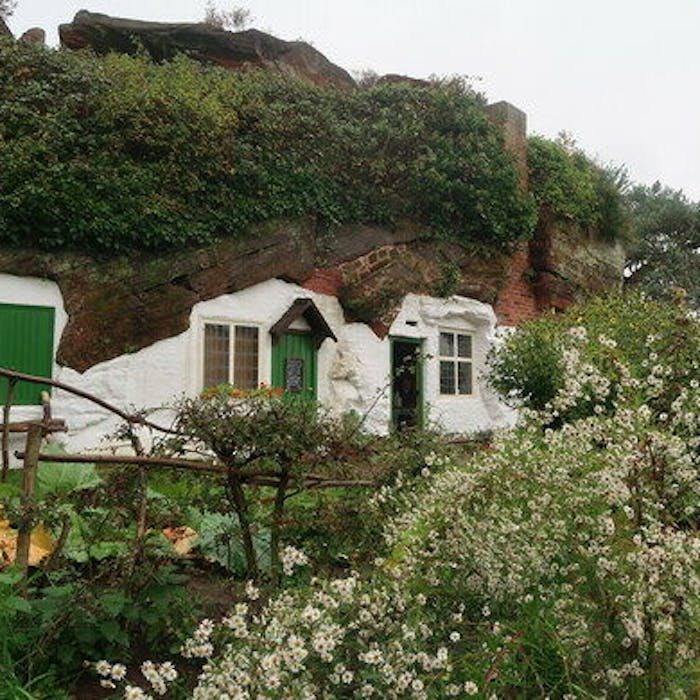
488 292 700 421
528 134 628 239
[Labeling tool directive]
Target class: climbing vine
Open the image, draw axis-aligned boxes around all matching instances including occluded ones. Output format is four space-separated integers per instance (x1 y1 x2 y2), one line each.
527 134 628 239
0 40 536 253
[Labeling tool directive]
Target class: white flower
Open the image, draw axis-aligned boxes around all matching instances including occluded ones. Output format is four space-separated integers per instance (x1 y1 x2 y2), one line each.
359 648 383 665
124 686 150 700
280 545 309 576
95 660 112 677
464 680 479 695
110 664 127 681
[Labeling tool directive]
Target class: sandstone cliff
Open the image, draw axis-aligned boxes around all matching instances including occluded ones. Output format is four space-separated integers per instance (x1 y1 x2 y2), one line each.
58 11 355 89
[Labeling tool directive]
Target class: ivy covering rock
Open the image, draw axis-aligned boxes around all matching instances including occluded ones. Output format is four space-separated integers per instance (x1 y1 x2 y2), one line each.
0 39 536 253
527 135 628 240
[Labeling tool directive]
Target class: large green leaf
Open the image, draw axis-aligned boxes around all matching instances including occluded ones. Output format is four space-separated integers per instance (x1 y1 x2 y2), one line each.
185 508 270 576
35 443 101 497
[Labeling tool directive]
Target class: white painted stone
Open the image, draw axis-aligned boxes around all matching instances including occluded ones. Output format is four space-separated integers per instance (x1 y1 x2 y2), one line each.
2 275 517 464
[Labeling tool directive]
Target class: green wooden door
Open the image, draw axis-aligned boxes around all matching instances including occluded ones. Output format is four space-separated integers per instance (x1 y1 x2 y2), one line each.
271 333 317 401
0 304 55 405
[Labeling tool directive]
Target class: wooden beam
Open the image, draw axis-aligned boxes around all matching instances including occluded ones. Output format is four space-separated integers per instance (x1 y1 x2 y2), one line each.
16 450 227 473
5 420 67 434
1 378 16 481
15 423 42 596
13 450 373 489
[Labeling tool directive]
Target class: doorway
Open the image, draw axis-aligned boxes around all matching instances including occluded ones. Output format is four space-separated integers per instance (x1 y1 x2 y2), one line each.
271 332 317 401
391 337 423 430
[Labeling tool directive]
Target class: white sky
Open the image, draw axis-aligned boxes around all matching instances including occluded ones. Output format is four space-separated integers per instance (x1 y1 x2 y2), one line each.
8 0 700 199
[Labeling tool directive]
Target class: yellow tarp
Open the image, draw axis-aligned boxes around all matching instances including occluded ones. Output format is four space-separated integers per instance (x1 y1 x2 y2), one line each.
0 519 55 569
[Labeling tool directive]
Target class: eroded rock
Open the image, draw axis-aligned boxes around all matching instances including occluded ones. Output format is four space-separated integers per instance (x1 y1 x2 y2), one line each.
58 11 355 88
19 27 45 45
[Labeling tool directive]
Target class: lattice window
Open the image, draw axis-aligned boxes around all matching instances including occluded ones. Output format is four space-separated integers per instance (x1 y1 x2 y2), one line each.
438 331 473 396
202 323 259 390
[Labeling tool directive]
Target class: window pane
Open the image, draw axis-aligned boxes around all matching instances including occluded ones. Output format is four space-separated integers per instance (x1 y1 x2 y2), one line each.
203 324 230 388
285 358 304 392
439 332 454 357
457 334 472 359
234 326 259 390
440 360 455 394
458 361 472 395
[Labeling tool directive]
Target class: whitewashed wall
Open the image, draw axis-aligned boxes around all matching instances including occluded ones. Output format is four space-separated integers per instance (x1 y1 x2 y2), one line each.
1 275 516 461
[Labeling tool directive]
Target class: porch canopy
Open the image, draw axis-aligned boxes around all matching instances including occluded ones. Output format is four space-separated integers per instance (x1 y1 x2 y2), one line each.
270 298 337 349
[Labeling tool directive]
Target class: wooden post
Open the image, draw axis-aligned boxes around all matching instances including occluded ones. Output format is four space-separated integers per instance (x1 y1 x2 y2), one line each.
15 422 43 596
41 390 52 425
270 471 290 587
1 378 17 481
126 427 149 538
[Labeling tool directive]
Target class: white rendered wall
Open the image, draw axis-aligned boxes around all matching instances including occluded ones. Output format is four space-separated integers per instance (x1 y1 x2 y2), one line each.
2 275 516 460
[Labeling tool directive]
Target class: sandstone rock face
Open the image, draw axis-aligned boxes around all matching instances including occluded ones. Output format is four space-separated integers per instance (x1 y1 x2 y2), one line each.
19 27 45 45
58 11 355 88
0 221 425 372
0 214 624 372
531 209 625 310
338 241 511 336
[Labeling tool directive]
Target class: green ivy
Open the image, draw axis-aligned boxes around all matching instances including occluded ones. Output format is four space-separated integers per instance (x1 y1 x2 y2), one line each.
0 39 536 253
527 135 628 239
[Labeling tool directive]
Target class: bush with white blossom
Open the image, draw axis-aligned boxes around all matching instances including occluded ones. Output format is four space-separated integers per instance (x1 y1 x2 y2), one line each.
96 297 700 697
180 323 700 698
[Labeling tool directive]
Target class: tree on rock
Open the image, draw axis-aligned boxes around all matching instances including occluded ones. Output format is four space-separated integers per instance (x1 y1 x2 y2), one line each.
203 2 252 30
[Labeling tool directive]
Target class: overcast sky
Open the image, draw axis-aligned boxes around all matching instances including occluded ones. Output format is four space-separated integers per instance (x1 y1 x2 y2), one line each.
8 0 700 199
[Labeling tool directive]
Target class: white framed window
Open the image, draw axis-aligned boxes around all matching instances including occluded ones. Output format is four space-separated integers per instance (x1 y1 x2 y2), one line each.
202 321 260 390
438 330 473 396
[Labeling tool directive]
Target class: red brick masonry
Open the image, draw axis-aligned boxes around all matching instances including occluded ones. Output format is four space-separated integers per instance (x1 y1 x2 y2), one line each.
493 242 539 326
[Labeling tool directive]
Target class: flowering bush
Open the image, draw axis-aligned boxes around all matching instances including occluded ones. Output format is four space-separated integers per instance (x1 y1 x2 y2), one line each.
488 292 700 422
172 330 700 698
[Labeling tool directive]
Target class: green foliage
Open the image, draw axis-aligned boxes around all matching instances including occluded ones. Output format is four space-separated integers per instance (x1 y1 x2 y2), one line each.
188 335 700 698
0 571 68 699
488 319 564 410
488 292 700 420
0 40 535 252
528 134 628 239
28 558 194 670
176 388 341 471
625 182 700 306
35 444 101 498
185 508 270 575
0 462 199 695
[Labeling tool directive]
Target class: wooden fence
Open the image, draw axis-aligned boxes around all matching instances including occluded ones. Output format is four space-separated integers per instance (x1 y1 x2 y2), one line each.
0 366 372 591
